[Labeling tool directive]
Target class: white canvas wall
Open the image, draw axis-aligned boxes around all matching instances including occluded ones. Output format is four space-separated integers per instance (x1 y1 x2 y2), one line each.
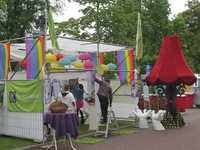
0 82 44 141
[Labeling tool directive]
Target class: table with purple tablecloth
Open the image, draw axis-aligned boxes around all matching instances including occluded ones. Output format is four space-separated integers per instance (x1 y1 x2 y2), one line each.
44 112 79 141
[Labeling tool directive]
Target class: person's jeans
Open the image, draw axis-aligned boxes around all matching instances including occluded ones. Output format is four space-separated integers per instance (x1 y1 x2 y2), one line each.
98 95 108 123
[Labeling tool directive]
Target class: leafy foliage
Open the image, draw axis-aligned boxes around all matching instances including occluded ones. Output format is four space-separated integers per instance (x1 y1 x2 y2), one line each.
0 0 65 43
56 0 172 75
137 0 171 74
182 0 200 73
1 0 200 76
0 0 7 21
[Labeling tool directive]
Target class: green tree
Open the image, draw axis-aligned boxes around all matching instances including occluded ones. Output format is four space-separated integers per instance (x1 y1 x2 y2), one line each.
0 0 7 20
56 0 141 45
167 13 187 63
57 0 171 73
0 0 65 43
56 0 142 80
138 0 171 74
57 0 116 42
182 0 200 73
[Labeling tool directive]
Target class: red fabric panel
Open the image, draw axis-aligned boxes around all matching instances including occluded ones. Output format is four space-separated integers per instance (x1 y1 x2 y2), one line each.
145 35 197 86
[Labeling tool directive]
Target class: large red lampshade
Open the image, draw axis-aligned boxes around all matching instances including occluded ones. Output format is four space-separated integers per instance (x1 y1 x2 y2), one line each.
146 35 197 86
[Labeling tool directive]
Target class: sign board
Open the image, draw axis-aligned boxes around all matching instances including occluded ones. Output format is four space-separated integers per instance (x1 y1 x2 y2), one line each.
52 81 61 99
141 74 147 80
146 65 150 74
143 85 149 101
7 80 43 112
131 79 143 97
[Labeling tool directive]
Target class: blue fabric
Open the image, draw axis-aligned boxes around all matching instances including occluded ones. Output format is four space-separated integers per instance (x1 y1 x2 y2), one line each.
73 85 84 101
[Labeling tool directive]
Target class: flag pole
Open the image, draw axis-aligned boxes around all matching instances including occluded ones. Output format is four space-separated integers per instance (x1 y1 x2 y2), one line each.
41 0 47 148
133 12 140 125
97 34 100 65
44 0 47 62
134 43 137 75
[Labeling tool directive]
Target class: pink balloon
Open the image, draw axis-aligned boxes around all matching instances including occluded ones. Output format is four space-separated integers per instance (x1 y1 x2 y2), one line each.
84 61 94 69
79 53 91 60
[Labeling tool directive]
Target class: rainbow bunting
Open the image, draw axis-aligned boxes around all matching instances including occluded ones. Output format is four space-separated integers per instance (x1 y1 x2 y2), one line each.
116 49 134 85
89 52 104 82
25 37 44 79
0 42 10 80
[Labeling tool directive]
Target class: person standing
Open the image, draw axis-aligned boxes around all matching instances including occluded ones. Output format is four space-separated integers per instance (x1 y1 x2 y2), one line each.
57 84 76 112
73 78 84 124
93 70 113 125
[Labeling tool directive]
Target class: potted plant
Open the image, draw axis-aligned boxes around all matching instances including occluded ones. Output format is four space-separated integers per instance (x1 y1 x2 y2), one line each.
85 96 95 103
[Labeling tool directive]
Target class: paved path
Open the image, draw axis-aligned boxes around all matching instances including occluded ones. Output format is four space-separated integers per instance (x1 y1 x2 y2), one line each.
21 107 200 150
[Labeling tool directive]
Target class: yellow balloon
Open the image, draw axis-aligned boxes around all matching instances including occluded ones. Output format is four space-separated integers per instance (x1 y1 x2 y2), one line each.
74 62 84 68
46 53 56 62
100 64 109 70
50 63 65 72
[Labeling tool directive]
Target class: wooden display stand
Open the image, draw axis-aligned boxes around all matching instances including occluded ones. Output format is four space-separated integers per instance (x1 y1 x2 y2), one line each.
88 103 98 130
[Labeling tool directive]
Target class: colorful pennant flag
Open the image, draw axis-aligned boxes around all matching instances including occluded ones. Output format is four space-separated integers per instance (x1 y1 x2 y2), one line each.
46 0 60 52
117 49 134 85
0 42 10 80
25 37 44 79
136 12 143 60
89 52 104 82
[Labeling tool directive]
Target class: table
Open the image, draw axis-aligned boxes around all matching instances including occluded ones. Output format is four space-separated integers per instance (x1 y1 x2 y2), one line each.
43 112 79 149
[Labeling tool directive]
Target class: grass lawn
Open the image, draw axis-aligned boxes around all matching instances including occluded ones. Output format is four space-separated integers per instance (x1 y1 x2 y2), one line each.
0 118 138 150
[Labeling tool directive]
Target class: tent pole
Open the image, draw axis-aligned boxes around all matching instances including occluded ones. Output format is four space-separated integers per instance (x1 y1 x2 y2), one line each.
134 46 137 75
41 0 47 148
0 35 40 43
51 68 135 73
97 34 99 65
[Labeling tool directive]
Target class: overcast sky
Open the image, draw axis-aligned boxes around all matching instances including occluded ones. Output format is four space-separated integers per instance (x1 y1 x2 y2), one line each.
168 0 189 19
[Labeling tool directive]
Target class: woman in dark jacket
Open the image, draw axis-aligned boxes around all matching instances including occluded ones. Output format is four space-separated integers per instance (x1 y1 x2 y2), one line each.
73 78 84 123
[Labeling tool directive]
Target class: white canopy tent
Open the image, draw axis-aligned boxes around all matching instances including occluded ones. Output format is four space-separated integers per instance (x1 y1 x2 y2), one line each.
10 37 130 61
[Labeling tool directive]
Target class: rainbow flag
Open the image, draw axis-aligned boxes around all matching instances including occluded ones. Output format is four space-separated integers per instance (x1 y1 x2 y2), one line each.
89 52 104 82
89 52 104 68
116 49 134 85
0 42 10 80
25 37 44 79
